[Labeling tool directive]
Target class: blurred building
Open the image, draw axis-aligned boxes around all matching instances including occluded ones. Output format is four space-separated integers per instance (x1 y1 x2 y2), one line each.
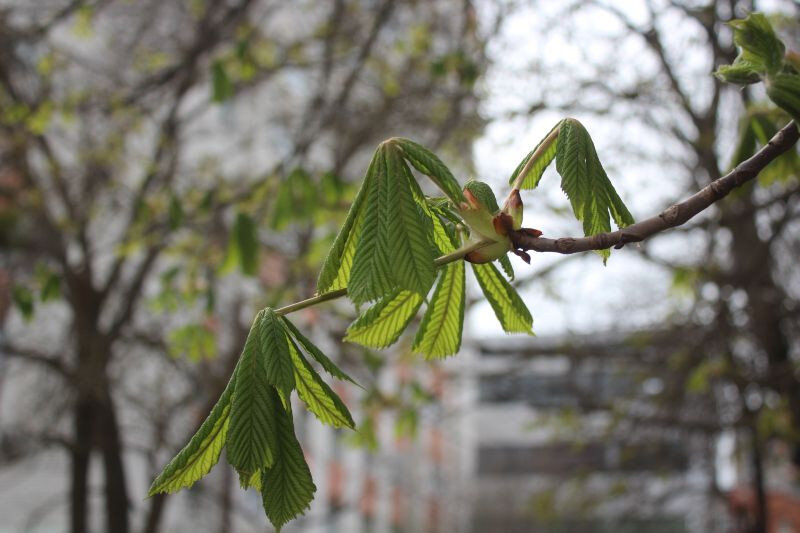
457 333 728 533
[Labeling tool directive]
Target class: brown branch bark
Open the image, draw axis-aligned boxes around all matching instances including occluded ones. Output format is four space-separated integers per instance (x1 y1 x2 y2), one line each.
510 121 799 255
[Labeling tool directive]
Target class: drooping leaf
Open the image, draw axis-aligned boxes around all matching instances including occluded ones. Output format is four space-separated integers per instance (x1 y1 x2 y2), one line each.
316 156 374 293
498 254 514 281
345 289 424 349
555 119 634 261
392 137 466 203
149 375 235 495
260 400 316 531
348 143 436 303
281 317 359 386
472 262 533 334
287 336 355 428
226 310 280 477
413 259 465 358
258 308 295 396
508 121 562 189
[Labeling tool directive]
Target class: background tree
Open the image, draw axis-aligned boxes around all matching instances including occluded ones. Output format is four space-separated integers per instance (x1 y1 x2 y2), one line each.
478 1 799 531
0 1 496 531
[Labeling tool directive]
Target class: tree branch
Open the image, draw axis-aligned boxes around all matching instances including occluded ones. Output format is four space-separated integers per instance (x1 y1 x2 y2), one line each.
509 121 799 255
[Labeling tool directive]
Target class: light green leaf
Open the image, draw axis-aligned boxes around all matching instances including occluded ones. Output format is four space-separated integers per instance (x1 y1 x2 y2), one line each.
472 262 533 334
345 289 424 349
281 317 359 386
226 310 280 477
316 157 374 293
498 255 514 281
413 259 465 358
149 375 234 495
288 336 355 429
348 143 436 303
392 137 465 203
508 121 561 189
260 401 316 532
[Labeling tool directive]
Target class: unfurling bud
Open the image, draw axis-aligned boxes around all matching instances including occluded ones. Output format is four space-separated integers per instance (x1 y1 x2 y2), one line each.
503 189 523 230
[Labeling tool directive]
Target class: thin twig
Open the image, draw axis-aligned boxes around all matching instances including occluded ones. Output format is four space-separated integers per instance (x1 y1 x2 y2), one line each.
509 121 799 255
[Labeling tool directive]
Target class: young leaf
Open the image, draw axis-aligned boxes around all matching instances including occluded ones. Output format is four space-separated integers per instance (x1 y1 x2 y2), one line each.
555 119 634 261
260 400 316 531
287 336 355 429
258 309 295 396
729 13 785 76
413 259 465 358
226 310 280 477
345 289 424 349
392 137 466 203
348 143 436 303
281 317 359 386
316 157 373 293
472 262 533 334
149 375 234 495
498 254 514 281
508 121 561 189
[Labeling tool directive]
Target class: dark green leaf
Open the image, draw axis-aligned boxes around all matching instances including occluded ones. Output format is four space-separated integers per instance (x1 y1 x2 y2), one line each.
211 60 234 102
12 285 34 320
232 211 259 276
260 401 316 531
226 310 280 477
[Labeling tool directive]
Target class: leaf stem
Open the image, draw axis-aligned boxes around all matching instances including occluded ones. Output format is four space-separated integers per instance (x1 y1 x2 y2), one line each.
274 239 494 316
503 124 561 209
